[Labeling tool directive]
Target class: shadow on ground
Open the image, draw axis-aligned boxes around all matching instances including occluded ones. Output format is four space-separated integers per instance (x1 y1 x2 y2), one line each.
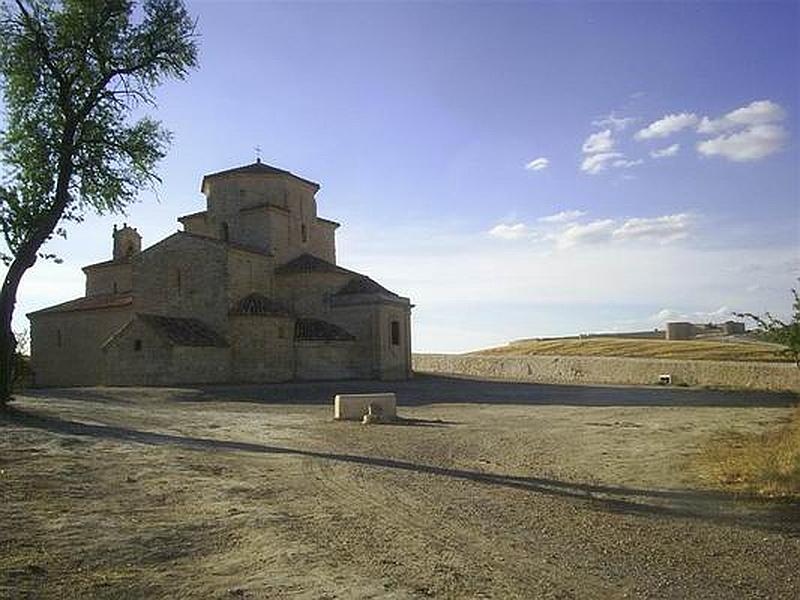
23 374 799 409
3 406 798 536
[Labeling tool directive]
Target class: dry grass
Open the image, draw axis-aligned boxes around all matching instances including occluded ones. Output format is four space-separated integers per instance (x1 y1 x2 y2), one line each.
475 338 791 363
695 407 800 499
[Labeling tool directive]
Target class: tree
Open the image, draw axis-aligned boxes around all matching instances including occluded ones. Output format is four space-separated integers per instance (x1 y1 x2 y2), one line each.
735 282 800 368
0 0 198 405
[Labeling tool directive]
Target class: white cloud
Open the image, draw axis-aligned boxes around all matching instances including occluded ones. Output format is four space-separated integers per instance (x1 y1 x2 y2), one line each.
581 127 644 174
524 157 549 171
635 112 699 140
612 158 644 168
592 114 636 131
582 129 615 153
650 143 680 158
553 219 616 249
580 152 622 174
648 306 731 325
698 100 786 135
488 222 530 240
549 213 693 248
651 308 687 323
697 123 787 162
538 210 587 223
612 213 692 244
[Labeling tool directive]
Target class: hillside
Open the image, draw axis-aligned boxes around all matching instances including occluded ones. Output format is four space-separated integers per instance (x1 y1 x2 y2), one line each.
473 337 792 363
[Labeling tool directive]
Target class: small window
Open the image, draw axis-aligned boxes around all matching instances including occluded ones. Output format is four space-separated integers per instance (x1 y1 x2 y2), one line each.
390 320 400 346
56 329 62 348
113 281 118 294
220 222 230 242
174 268 182 296
124 244 134 259
278 326 286 339
301 224 308 243
134 339 142 352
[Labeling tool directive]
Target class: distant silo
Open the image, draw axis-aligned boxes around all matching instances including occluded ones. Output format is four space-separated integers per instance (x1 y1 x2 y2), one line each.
723 320 746 335
666 322 695 340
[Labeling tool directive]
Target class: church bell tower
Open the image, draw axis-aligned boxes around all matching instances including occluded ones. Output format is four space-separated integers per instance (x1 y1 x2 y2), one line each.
113 223 142 261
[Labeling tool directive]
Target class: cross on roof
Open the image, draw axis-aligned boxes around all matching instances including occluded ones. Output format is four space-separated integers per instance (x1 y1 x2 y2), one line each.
254 145 262 163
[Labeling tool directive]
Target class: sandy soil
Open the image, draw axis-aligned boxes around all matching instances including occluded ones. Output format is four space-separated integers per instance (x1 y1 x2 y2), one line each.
1 376 799 599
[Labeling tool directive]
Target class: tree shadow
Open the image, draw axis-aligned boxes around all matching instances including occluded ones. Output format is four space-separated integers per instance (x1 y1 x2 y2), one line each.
22 374 798 409
3 407 798 535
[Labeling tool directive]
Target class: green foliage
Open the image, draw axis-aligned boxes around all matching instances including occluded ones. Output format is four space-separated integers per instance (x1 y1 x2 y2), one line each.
735 283 800 368
0 0 198 264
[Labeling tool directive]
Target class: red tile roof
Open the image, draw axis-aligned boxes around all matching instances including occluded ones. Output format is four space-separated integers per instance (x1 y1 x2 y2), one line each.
82 258 130 271
201 161 319 190
138 313 228 347
176 231 272 257
230 293 292 317
28 293 133 317
336 276 397 297
275 253 353 276
295 318 355 341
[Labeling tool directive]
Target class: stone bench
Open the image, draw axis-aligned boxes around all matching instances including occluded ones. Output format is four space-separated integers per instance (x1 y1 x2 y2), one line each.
333 393 397 421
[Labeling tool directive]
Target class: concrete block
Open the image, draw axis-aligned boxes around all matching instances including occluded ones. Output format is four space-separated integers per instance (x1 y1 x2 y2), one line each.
334 393 396 421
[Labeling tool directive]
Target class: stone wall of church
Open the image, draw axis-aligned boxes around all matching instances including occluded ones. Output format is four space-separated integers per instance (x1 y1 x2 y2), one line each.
203 173 333 263
226 250 274 308
84 262 133 296
375 304 413 380
236 208 272 251
133 234 230 333
30 306 132 386
263 210 290 264
180 213 212 237
230 316 294 382
102 317 173 385
295 340 371 380
103 317 231 385
309 220 337 263
169 346 231 383
275 272 352 317
328 301 412 380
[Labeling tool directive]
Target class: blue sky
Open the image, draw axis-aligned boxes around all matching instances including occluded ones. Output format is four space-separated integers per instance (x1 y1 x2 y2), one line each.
6 0 800 352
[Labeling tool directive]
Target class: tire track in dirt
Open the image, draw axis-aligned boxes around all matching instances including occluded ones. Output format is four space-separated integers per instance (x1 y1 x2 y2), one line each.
301 454 627 598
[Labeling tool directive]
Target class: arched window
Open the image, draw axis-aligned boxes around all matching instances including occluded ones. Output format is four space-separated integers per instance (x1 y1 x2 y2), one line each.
113 281 118 294
56 329 62 348
221 222 230 242
301 224 308 243
124 244 134 259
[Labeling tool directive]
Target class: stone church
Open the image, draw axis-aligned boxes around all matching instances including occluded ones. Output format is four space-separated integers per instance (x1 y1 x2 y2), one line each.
28 161 413 386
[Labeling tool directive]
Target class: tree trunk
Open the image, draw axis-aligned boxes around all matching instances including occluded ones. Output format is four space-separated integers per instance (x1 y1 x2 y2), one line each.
0 136 75 406
0 260 28 406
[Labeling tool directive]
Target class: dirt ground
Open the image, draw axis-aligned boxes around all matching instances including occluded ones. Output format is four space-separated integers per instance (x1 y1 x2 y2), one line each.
1 376 799 599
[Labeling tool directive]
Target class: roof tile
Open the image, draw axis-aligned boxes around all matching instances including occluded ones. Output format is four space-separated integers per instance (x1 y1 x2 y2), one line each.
138 313 228 347
295 318 355 341
230 293 291 317
28 293 133 316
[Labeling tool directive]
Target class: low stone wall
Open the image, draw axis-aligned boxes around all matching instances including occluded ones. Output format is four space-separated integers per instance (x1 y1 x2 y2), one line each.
413 353 800 393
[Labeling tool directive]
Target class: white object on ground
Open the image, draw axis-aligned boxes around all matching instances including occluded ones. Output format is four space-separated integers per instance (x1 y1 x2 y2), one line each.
334 393 397 421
